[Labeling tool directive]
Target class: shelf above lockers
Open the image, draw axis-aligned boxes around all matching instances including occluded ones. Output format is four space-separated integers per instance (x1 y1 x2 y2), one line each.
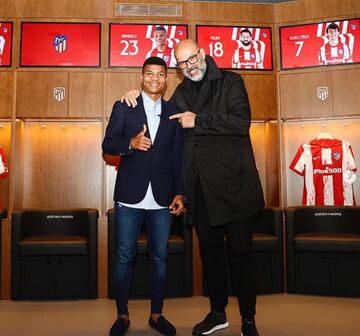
16 72 103 119
243 74 277 120
0 72 13 119
280 67 360 120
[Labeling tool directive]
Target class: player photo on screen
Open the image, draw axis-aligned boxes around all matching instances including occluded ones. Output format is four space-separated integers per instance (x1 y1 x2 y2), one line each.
0 22 13 67
196 25 273 70
109 24 188 67
280 18 360 70
20 22 101 67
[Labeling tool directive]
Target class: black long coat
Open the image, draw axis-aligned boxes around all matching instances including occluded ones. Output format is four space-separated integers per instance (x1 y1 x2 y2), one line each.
169 56 264 227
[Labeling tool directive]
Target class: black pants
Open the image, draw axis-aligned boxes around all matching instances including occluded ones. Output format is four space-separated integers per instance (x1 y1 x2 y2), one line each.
194 179 256 318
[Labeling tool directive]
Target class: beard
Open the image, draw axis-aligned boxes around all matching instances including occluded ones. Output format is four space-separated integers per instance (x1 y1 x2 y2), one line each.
242 40 251 46
183 62 207 82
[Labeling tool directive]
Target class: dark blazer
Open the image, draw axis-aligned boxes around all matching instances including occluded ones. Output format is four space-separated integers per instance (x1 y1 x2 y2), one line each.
169 56 264 226
102 95 184 206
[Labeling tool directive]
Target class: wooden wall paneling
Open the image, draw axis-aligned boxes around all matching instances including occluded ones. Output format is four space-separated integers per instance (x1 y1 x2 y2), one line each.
104 0 273 23
164 72 183 101
12 121 24 210
21 121 102 209
10 0 106 19
182 1 274 24
106 72 143 117
0 1 17 18
265 121 280 206
0 122 12 211
0 72 13 118
17 72 68 118
279 71 332 119
69 72 103 118
243 74 277 120
274 0 360 24
332 68 360 117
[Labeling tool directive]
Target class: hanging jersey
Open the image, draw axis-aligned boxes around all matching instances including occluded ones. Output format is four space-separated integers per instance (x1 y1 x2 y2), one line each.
233 45 261 69
0 145 9 178
146 44 176 67
290 138 357 206
318 42 351 65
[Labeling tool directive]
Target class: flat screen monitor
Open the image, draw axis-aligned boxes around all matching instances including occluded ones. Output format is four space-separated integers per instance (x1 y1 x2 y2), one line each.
196 25 273 70
109 23 188 68
0 22 13 67
280 18 360 70
20 22 101 67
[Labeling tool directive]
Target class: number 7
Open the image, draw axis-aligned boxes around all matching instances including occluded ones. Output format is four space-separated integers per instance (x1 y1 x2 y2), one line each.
295 41 304 57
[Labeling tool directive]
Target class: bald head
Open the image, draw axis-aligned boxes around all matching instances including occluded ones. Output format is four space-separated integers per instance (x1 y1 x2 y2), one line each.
174 39 199 59
174 39 207 82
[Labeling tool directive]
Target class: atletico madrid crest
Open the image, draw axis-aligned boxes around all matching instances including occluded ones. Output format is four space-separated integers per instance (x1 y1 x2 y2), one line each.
333 152 341 160
316 86 329 101
53 87 65 102
53 35 67 53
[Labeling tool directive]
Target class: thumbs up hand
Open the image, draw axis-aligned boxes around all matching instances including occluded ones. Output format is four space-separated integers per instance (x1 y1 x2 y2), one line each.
130 124 152 151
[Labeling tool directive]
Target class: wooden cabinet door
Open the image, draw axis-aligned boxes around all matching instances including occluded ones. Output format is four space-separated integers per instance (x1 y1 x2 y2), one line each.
243 74 277 120
69 72 103 118
0 71 13 118
106 72 140 118
17 72 68 118
280 72 332 119
332 68 360 117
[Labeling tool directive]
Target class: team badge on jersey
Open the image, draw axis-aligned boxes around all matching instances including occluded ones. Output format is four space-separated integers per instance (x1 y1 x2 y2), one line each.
333 152 341 160
53 35 67 53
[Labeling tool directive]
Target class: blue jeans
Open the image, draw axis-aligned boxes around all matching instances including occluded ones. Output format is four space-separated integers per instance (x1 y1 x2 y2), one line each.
114 203 173 315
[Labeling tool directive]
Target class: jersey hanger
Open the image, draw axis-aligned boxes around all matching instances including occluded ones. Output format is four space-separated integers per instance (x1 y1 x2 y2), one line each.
316 132 334 140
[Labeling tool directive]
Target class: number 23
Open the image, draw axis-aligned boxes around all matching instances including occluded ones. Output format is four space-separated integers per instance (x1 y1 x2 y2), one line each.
120 40 139 56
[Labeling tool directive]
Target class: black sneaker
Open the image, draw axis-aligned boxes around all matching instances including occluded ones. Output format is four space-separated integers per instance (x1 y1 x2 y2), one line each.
192 311 229 335
149 315 176 336
241 318 259 336
109 317 130 336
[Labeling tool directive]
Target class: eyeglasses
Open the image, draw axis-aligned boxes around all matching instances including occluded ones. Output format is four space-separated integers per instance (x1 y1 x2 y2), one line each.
176 49 201 70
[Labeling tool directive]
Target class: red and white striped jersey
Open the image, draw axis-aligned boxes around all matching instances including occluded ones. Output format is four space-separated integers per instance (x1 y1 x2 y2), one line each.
290 138 357 206
232 45 262 69
0 145 9 178
318 41 351 65
146 44 176 67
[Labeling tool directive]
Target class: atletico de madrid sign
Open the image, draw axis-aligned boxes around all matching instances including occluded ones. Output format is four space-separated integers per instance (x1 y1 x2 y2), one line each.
53 87 65 102
316 86 329 101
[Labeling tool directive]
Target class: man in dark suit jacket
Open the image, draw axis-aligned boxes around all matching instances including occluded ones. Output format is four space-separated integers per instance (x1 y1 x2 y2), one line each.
122 40 264 336
102 57 184 336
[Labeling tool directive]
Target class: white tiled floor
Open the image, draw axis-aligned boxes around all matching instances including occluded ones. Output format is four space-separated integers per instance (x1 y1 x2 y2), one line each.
0 295 359 335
